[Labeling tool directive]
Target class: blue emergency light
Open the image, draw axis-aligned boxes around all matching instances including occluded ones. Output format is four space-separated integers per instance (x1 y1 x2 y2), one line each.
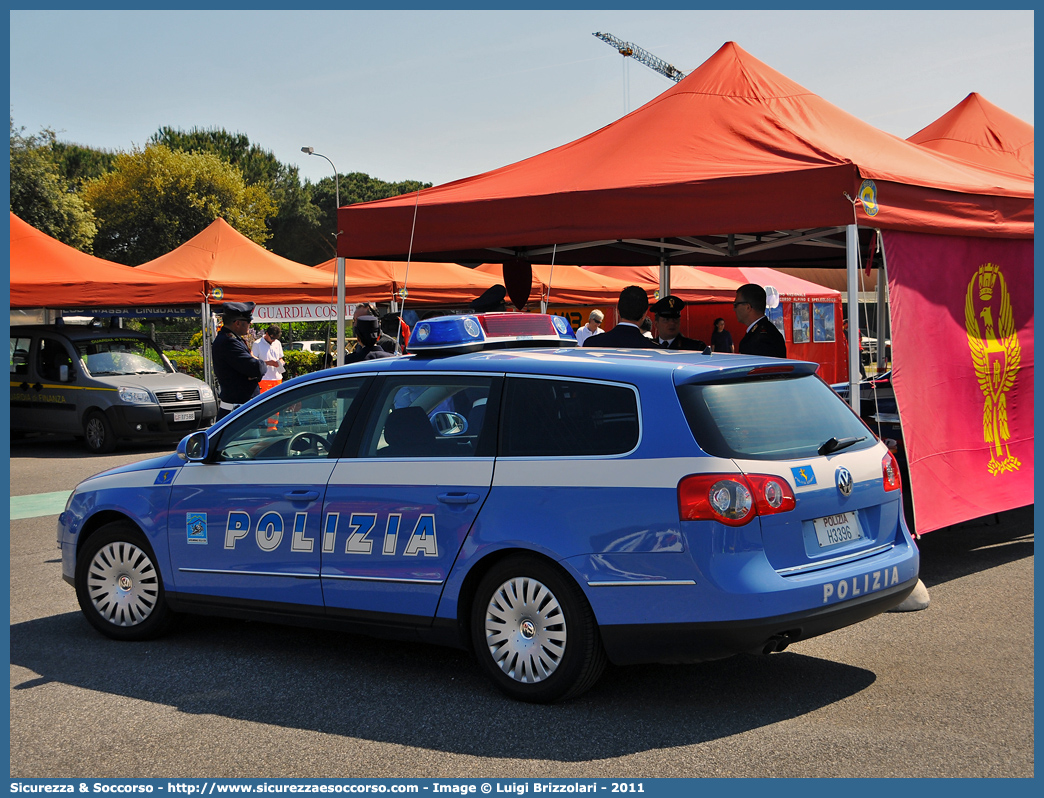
408 313 577 355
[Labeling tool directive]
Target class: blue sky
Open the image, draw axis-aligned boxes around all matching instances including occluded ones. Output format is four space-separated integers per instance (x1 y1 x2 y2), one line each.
9 9 1035 187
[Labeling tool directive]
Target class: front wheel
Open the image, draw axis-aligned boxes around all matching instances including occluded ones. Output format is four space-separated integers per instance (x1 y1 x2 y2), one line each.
471 556 606 703
75 522 174 641
83 410 116 454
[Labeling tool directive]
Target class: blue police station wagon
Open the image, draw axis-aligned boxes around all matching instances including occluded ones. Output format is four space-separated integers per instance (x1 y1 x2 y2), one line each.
58 313 919 703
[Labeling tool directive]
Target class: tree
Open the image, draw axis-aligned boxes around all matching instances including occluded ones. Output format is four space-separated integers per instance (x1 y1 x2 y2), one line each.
10 120 98 251
151 126 326 264
82 144 277 265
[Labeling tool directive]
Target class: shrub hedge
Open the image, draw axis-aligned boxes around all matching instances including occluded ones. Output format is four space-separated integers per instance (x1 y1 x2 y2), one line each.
165 350 325 381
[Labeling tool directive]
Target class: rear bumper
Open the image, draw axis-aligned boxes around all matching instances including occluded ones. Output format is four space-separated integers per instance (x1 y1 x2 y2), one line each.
599 575 917 665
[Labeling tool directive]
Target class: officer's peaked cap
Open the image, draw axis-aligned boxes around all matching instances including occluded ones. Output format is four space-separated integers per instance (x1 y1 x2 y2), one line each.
651 295 685 317
220 301 255 322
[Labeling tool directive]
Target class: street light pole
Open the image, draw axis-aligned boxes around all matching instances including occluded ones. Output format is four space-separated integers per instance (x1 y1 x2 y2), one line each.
302 146 345 366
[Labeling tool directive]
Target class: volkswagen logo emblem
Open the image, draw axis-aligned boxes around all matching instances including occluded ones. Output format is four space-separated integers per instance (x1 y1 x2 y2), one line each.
835 467 854 497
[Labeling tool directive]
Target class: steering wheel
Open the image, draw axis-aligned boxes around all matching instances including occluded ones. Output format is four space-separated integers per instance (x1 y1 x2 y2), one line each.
287 431 330 457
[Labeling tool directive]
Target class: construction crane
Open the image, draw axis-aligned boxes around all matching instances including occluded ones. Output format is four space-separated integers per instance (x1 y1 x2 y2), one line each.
592 32 687 83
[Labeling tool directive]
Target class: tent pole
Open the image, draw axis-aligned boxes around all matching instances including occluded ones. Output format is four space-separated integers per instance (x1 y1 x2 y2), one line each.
336 256 346 366
876 234 889 373
845 224 861 415
201 301 215 392
658 239 668 300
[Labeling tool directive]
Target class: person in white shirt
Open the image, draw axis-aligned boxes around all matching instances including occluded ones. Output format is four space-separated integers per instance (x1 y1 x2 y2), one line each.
251 324 286 392
575 309 604 347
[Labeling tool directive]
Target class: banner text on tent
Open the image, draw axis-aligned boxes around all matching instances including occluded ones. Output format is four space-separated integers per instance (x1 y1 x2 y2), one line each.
254 304 359 322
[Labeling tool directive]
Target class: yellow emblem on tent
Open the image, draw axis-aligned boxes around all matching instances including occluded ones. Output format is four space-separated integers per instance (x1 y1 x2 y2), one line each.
858 180 879 217
965 263 1021 475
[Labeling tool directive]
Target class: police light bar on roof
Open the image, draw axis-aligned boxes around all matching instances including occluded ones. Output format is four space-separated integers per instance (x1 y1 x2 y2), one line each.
409 313 577 354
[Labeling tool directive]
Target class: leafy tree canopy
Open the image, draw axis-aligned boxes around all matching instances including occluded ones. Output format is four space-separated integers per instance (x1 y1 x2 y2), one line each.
82 144 277 265
10 120 98 251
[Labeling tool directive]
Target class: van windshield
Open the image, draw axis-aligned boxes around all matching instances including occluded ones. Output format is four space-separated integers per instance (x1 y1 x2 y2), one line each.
75 338 171 377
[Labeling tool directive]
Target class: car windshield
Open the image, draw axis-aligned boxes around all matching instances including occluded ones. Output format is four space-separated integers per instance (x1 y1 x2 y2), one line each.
677 374 875 460
75 337 170 376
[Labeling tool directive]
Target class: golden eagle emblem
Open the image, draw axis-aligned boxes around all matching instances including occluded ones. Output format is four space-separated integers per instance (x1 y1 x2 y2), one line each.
965 263 1021 475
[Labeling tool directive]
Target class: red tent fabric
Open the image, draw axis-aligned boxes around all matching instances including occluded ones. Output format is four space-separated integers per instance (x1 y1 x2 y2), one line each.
696 266 839 301
339 42 1032 264
135 218 336 303
314 258 500 305
9 212 203 308
908 93 1033 178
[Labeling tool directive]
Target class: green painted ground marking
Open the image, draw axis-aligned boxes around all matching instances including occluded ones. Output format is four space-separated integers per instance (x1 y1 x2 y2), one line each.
10 491 72 520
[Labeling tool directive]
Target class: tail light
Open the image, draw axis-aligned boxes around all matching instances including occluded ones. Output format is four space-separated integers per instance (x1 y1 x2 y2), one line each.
882 451 902 492
678 473 796 526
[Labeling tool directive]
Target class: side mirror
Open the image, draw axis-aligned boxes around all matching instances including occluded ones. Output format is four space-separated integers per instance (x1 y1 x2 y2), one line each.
431 411 468 436
179 430 210 462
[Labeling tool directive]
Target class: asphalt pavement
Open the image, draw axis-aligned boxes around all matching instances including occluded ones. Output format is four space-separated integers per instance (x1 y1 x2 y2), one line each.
8 435 1035 778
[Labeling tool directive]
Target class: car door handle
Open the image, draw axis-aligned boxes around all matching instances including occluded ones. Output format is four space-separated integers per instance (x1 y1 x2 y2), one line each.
19 382 29 391
283 490 320 502
31 383 42 392
437 492 480 505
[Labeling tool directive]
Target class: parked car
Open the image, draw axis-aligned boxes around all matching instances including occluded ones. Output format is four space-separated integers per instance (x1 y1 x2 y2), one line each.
11 322 216 453
58 313 918 702
287 340 327 353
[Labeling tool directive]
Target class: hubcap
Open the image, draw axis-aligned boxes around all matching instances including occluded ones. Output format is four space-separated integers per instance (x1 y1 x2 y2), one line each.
87 541 159 627
86 419 105 449
484 576 566 684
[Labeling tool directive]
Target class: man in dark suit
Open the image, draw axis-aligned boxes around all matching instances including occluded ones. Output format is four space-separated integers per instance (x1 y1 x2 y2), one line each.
651 295 707 350
582 285 660 349
735 283 787 358
212 302 267 420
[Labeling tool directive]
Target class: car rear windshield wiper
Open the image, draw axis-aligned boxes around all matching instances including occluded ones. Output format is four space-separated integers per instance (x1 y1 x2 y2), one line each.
818 435 867 456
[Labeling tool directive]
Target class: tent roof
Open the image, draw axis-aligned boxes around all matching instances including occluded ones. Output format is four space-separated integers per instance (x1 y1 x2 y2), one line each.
314 258 500 305
697 266 840 300
907 92 1033 178
136 218 335 303
474 262 641 306
581 265 743 303
10 212 203 308
340 42 1032 267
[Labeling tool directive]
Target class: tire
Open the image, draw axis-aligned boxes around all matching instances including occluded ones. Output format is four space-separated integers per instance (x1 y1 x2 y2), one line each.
83 410 117 454
75 522 174 641
471 555 607 703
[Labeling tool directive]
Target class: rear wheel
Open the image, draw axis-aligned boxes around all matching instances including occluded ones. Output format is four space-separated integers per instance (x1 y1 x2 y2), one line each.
75 522 173 641
471 556 606 703
83 410 116 454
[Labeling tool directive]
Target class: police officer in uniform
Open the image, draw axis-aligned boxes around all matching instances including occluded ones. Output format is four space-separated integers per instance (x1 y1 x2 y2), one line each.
651 295 706 350
212 302 267 420
734 283 787 358
346 316 396 363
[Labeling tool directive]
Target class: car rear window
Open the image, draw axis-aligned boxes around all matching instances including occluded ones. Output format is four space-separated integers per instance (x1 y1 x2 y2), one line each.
677 375 874 460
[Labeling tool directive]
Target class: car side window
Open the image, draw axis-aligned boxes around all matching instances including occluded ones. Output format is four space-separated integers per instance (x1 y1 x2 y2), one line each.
501 377 640 457
37 337 74 382
357 375 497 459
10 337 31 377
216 378 366 461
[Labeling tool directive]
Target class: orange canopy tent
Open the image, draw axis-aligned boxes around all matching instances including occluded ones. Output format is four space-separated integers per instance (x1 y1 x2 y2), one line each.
582 265 743 302
907 93 1033 178
474 262 639 306
135 218 335 303
314 258 500 305
10 212 204 308
339 42 1032 267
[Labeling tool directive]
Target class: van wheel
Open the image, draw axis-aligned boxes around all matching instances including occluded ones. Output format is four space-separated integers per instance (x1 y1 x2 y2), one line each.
75 522 173 641
471 556 606 703
83 410 116 454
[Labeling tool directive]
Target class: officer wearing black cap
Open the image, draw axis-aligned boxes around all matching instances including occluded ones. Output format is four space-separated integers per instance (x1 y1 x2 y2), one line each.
651 295 706 350
346 316 396 363
212 302 266 420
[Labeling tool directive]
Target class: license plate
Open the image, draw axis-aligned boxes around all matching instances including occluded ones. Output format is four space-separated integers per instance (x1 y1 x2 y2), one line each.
173 411 195 422
813 512 864 547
